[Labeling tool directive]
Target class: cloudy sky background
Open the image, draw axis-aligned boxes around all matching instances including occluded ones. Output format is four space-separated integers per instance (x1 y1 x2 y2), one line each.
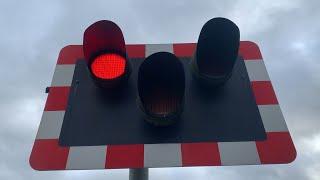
0 0 319 179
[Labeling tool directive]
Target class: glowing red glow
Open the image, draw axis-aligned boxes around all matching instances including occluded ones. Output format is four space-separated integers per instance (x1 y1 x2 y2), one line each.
90 53 126 79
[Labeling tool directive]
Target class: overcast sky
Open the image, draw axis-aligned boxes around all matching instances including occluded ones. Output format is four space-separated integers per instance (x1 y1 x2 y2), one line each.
0 0 319 179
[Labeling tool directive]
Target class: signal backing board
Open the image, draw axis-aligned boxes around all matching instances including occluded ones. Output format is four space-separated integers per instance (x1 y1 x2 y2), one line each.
30 41 296 170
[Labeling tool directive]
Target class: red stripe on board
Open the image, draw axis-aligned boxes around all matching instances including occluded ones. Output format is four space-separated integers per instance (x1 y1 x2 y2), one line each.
56 41 262 63
251 81 278 105
44 87 70 111
239 41 263 60
57 45 84 64
173 43 196 57
256 132 296 164
181 142 221 166
105 144 144 169
29 139 69 170
126 44 145 58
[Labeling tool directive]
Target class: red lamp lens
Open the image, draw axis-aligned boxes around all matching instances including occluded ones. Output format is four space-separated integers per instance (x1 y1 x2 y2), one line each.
90 53 126 79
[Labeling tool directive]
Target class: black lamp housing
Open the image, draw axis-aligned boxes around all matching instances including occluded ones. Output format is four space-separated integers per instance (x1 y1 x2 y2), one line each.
83 20 131 89
191 17 240 87
138 52 185 126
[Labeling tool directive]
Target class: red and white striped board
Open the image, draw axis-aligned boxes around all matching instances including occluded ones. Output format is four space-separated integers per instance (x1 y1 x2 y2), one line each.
30 41 296 170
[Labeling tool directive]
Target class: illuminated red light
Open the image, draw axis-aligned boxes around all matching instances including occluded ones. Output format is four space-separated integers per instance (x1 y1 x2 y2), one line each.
90 53 126 79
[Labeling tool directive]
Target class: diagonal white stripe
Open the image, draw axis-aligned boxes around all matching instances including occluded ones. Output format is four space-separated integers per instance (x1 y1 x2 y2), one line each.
245 60 270 81
36 111 65 139
51 64 75 86
218 141 261 165
66 146 107 170
258 105 288 132
144 143 182 167
145 44 173 57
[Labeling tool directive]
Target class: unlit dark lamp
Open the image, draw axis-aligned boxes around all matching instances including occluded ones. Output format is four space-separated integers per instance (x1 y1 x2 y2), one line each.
138 52 185 126
191 17 240 86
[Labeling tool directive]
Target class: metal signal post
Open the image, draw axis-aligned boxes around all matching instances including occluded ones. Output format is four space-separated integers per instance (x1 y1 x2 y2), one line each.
129 168 148 180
